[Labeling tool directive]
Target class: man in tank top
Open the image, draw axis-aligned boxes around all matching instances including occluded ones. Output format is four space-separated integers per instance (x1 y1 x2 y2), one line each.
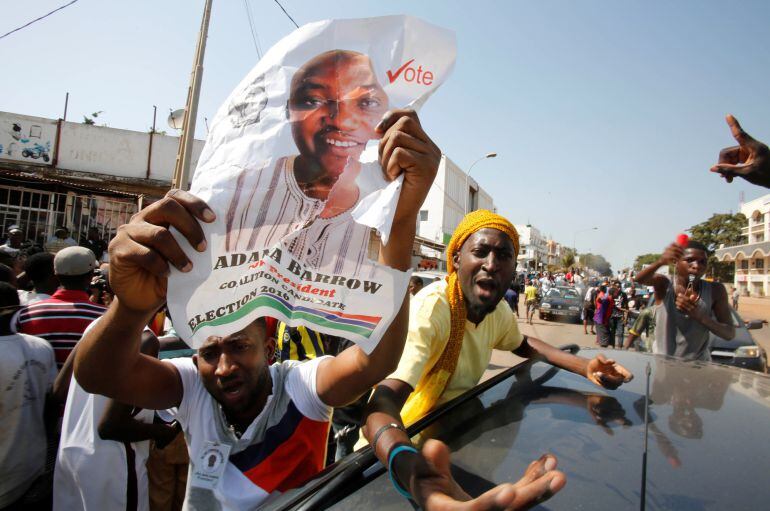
635 239 735 361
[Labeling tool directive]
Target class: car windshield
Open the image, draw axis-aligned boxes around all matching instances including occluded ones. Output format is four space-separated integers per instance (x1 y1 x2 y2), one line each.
547 288 579 300
324 351 770 510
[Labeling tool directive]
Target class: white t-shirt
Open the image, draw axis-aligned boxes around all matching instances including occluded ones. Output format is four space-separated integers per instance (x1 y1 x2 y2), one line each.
163 356 332 511
54 377 155 511
17 290 52 306
0 333 57 507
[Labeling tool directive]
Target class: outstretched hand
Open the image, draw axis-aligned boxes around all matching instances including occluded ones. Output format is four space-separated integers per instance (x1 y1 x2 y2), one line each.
410 440 565 511
710 114 770 188
586 354 633 390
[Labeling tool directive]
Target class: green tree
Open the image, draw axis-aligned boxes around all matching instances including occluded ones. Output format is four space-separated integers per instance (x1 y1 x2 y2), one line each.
634 253 661 271
561 249 576 269
687 212 747 282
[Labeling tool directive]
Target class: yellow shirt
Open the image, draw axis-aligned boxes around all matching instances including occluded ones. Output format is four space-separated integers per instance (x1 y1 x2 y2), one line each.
389 279 524 406
524 285 538 301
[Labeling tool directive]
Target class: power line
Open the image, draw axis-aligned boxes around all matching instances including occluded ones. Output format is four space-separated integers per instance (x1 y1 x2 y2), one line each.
243 0 262 59
0 0 80 41
272 0 299 29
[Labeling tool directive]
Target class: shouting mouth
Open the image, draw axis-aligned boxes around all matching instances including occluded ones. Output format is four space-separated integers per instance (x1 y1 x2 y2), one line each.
475 278 498 300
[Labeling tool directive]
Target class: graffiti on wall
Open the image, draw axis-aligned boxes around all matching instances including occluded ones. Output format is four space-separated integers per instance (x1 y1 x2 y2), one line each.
0 113 57 165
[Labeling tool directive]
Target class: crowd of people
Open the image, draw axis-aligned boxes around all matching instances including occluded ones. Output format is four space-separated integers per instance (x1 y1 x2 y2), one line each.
1 101 768 510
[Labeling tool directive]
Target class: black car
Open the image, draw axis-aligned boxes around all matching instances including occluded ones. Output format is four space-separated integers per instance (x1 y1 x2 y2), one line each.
709 309 767 372
266 348 770 510
539 286 582 322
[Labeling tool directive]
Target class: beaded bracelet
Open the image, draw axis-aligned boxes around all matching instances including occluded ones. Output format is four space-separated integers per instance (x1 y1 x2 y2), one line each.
387 444 419 500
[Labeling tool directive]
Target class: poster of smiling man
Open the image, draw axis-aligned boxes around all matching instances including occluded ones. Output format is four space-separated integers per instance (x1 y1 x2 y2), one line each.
168 15 455 351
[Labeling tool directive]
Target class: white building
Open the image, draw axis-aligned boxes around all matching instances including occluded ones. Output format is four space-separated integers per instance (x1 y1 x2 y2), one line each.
0 110 205 246
715 194 770 296
415 155 495 270
514 224 547 272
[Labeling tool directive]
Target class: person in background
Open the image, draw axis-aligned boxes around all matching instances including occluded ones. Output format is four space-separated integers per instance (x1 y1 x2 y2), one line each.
710 114 770 188
593 284 614 348
408 275 424 296
524 279 539 325
609 284 628 349
0 263 18 288
636 240 735 360
0 225 25 259
505 281 519 318
18 252 58 306
275 321 326 362
731 286 740 310
16 246 106 370
583 283 597 335
80 227 108 262
0 282 57 509
53 335 181 511
45 227 77 255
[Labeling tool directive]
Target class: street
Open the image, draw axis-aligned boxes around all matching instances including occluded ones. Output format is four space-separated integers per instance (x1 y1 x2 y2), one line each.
484 298 770 381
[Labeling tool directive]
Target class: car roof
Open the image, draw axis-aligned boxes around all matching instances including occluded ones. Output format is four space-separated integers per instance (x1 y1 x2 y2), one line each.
267 348 770 510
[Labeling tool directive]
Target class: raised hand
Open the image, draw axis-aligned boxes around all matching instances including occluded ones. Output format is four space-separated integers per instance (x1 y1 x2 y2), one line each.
659 243 684 266
675 289 701 318
710 114 770 188
108 189 215 313
411 440 565 511
376 109 442 223
586 354 633 390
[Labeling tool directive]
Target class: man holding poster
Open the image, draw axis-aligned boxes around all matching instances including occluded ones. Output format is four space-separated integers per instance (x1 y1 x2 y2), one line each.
167 16 458 353
74 110 564 510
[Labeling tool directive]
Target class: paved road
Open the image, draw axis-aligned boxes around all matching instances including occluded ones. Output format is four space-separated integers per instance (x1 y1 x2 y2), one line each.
484 298 770 381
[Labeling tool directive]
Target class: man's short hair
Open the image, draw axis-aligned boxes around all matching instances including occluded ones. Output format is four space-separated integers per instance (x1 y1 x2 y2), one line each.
25 252 55 284
686 240 708 253
0 264 14 285
0 281 19 308
409 276 424 287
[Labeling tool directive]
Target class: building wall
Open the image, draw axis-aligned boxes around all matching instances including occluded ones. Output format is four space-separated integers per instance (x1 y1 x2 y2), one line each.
417 155 496 246
1 111 204 184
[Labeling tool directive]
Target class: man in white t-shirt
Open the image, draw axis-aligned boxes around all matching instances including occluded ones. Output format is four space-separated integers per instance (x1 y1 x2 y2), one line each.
74 111 565 511
0 282 57 509
53 333 180 511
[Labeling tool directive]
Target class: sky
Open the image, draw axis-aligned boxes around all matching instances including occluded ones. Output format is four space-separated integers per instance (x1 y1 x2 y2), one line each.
2 0 770 271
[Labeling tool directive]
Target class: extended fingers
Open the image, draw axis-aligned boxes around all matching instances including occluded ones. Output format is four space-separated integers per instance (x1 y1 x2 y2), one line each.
726 114 756 146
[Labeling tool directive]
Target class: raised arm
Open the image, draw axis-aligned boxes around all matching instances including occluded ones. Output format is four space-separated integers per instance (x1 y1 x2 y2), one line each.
74 190 216 410
315 110 440 407
636 244 679 297
514 336 633 389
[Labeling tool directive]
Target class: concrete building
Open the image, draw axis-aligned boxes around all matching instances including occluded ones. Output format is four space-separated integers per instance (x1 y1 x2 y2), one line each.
414 155 495 271
514 224 547 272
715 193 770 296
0 110 203 247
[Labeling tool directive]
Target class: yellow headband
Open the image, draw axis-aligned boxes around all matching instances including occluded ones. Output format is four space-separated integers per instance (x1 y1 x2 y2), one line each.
446 210 519 274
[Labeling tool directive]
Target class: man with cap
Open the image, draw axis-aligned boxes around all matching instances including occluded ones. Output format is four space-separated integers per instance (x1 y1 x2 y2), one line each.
16 246 106 370
45 227 77 255
362 210 633 507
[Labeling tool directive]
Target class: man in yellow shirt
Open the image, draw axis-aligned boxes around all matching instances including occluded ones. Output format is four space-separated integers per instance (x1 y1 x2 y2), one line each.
524 280 540 325
362 210 633 508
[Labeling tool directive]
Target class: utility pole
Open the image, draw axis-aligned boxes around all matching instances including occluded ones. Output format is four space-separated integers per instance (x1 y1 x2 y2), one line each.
172 0 213 191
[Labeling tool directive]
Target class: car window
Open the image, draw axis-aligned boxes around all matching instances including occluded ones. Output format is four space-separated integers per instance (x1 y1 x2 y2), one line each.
546 288 561 298
563 289 579 300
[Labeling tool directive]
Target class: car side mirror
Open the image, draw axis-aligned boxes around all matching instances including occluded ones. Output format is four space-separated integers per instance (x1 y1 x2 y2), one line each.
746 320 765 330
